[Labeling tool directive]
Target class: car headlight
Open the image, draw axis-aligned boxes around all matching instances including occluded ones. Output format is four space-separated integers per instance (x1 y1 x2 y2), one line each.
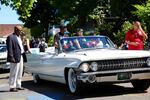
6 62 10 65
79 63 90 72
90 62 98 71
146 58 150 66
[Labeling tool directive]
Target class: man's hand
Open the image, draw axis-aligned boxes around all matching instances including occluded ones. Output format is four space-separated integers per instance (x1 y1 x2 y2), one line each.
12 58 16 63
54 42 58 48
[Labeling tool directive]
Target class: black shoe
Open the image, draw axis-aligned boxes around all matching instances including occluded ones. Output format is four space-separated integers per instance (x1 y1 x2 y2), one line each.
10 88 18 92
16 87 25 90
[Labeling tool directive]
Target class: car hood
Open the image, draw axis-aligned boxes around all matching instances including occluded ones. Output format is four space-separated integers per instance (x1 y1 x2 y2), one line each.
65 49 150 61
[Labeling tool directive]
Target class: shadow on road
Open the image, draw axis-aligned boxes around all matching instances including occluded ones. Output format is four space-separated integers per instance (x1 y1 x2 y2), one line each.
22 79 67 100
22 79 147 100
0 90 10 92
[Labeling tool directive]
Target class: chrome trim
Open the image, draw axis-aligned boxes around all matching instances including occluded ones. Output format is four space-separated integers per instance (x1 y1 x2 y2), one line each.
77 69 150 83
96 72 150 82
146 58 150 66
97 58 147 71
79 67 150 76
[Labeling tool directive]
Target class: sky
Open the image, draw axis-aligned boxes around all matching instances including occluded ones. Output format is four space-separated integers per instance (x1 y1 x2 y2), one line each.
0 5 23 24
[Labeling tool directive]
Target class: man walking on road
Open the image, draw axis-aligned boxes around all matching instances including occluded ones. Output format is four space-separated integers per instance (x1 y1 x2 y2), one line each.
6 25 25 92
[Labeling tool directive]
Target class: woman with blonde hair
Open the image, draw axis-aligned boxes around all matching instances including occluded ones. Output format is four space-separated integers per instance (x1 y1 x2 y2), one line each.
125 21 148 50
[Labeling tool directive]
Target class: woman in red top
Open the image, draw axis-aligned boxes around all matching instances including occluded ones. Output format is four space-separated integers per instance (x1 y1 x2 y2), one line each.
125 21 148 50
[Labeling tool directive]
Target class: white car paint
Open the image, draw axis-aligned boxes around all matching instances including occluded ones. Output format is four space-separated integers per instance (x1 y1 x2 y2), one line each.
25 36 150 89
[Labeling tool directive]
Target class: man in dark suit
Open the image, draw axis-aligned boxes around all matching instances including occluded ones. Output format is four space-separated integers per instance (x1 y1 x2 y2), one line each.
6 25 25 92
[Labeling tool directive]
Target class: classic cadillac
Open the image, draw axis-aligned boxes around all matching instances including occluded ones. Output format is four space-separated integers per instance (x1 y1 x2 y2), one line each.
26 36 150 94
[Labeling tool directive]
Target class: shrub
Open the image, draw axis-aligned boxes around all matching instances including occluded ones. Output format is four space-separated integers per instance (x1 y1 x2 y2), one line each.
113 21 132 45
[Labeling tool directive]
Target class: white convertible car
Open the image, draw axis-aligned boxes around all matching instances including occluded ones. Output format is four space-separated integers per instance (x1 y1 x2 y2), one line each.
26 36 150 94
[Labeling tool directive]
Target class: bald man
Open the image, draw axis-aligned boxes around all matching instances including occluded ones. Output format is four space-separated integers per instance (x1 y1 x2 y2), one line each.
6 25 25 92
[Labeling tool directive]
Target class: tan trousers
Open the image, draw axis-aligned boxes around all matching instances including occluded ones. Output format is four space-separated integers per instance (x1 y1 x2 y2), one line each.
9 56 23 88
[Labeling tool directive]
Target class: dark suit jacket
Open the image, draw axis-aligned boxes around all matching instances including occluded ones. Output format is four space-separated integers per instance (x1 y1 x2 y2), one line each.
6 33 22 63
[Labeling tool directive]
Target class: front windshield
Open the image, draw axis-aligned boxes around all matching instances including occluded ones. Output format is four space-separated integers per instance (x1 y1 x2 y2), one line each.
60 36 115 52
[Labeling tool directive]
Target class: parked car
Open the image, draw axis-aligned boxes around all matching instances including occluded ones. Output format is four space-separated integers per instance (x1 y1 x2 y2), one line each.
26 35 150 94
0 44 10 70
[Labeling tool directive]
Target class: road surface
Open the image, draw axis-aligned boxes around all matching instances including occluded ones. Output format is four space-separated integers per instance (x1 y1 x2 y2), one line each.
0 71 150 100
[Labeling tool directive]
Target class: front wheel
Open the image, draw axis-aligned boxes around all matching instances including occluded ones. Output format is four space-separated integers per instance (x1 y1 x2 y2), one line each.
67 68 81 94
131 80 150 91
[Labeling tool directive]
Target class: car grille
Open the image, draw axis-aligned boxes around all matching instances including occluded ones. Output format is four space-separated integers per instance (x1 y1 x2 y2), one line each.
97 58 148 71
0 58 7 64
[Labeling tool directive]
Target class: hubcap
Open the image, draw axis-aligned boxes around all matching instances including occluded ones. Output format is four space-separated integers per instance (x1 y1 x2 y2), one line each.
68 69 77 93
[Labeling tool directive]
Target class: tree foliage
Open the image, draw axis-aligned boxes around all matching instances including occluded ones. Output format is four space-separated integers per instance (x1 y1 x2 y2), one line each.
109 0 147 31
133 0 150 33
110 0 143 18
133 0 150 20
52 0 110 29
113 21 132 45
21 0 60 41
1 0 149 45
0 0 36 19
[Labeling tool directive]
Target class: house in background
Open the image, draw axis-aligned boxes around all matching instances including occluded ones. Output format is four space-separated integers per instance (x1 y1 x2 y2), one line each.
0 24 23 37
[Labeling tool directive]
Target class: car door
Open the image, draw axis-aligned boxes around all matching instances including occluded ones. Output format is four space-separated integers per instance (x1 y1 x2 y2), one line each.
39 52 66 78
26 47 66 78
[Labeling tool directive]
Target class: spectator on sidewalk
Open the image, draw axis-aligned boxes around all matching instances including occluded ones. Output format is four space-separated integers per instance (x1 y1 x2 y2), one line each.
39 38 48 52
6 25 25 92
125 21 148 50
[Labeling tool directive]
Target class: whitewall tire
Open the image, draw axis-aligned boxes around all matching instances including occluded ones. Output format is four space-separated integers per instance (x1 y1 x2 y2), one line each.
67 68 81 94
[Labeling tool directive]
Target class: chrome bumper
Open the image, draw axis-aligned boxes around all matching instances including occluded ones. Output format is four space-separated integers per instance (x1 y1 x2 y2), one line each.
77 68 150 83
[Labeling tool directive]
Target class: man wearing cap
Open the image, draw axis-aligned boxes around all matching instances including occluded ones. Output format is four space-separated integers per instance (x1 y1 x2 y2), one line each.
6 25 25 92
76 28 84 36
54 25 68 52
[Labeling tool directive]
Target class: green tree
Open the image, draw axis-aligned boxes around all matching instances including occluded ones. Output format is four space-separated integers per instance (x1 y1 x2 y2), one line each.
2 0 148 44
0 0 36 19
113 21 132 45
19 0 59 42
133 0 150 33
110 0 147 31
54 0 110 30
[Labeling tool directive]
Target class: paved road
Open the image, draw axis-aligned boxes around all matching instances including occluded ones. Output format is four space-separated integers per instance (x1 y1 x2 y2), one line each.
0 71 150 100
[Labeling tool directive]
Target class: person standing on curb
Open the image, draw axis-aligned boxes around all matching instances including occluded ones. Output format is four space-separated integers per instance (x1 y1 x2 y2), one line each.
39 38 48 52
6 25 25 92
125 21 148 50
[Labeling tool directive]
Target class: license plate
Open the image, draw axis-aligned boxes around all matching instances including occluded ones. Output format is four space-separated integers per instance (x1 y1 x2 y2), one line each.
118 73 131 80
